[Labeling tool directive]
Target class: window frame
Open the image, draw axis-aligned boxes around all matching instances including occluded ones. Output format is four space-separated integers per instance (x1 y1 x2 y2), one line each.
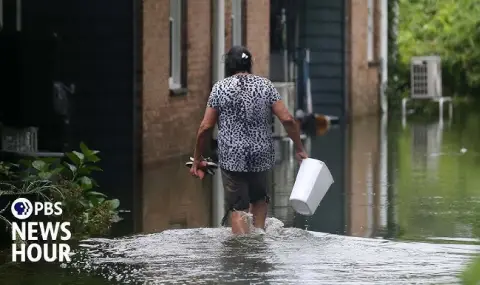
169 0 186 91
231 0 244 47
16 0 20 31
367 0 374 63
0 0 22 31
0 0 3 30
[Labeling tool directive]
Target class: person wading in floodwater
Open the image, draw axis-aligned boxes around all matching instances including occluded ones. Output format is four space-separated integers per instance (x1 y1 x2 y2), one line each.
190 46 308 234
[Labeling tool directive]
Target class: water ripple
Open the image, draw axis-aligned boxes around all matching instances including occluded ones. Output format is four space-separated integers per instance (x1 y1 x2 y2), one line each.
66 218 479 285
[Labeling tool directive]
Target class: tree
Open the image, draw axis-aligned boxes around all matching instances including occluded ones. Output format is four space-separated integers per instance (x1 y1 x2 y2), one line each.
397 0 480 97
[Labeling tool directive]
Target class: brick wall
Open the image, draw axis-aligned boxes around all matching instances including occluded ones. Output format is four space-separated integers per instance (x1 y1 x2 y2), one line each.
245 0 270 78
225 0 270 78
142 0 212 166
142 0 271 166
348 0 381 118
141 0 213 232
225 0 233 52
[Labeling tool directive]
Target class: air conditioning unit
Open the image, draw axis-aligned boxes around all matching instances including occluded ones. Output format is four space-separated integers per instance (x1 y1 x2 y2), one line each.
410 56 442 98
272 82 295 137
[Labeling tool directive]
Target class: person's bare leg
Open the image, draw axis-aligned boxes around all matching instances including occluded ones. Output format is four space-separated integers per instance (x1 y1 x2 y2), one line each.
250 200 268 229
230 211 250 234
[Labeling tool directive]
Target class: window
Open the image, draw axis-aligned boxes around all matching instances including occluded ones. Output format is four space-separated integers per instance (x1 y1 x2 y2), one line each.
270 2 288 53
0 0 21 31
367 0 374 62
0 0 3 30
231 0 244 46
16 0 21 31
169 0 184 90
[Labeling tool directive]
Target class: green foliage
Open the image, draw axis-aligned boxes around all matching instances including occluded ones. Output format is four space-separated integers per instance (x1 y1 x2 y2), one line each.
0 143 120 238
396 0 480 97
52 181 120 239
462 256 480 285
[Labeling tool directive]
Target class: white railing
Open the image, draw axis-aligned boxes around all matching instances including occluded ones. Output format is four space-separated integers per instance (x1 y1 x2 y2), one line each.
1 125 38 153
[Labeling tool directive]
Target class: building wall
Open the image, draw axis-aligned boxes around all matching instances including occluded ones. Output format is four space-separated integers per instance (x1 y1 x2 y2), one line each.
141 0 213 233
299 0 346 118
245 0 270 77
348 0 381 118
142 0 212 166
226 0 270 77
225 0 233 52
142 0 270 165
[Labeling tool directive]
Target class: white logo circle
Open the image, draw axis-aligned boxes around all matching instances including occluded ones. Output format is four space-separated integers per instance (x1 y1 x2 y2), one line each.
11 198 33 220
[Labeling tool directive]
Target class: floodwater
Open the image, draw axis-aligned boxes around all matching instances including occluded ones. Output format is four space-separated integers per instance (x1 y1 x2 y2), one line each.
1 108 480 284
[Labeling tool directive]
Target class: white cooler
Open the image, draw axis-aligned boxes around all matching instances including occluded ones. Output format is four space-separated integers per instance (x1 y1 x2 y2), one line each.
289 158 334 216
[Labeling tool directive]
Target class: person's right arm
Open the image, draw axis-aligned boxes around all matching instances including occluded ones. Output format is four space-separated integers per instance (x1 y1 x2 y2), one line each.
265 79 307 160
272 101 306 154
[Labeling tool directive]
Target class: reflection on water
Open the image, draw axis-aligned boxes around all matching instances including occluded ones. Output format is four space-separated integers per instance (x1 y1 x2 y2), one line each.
346 116 383 238
287 116 387 237
391 111 480 241
126 107 480 241
285 110 480 243
293 124 347 234
2 109 480 284
141 155 212 233
268 139 297 227
410 120 443 176
218 236 274 284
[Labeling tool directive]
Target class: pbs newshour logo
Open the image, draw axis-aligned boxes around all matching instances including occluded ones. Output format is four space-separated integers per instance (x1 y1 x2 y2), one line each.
10 197 71 263
11 198 33 220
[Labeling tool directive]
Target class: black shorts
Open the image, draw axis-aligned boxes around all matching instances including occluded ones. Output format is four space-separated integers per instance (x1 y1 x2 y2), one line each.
221 169 271 212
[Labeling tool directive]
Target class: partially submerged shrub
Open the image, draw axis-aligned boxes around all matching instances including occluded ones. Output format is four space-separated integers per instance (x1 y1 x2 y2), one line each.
0 142 120 238
51 181 119 238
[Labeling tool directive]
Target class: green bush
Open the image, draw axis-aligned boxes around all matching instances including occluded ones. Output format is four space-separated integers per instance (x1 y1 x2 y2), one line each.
52 181 120 238
396 0 480 98
0 143 120 239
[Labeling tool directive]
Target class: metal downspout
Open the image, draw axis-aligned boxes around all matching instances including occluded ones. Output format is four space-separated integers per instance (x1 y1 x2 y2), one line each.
211 0 225 227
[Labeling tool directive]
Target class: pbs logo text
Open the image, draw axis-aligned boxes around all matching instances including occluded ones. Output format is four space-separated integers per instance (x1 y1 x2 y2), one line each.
11 198 63 220
10 198 71 263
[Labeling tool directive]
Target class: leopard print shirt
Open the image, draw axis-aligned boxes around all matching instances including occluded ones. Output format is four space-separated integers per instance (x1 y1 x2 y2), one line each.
207 74 281 172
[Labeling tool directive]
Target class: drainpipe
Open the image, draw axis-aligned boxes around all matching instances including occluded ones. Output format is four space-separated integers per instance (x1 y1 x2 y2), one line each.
281 8 288 82
379 112 388 230
379 0 389 232
380 0 388 114
0 1 3 29
211 0 225 227
304 49 313 114
16 0 21 31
